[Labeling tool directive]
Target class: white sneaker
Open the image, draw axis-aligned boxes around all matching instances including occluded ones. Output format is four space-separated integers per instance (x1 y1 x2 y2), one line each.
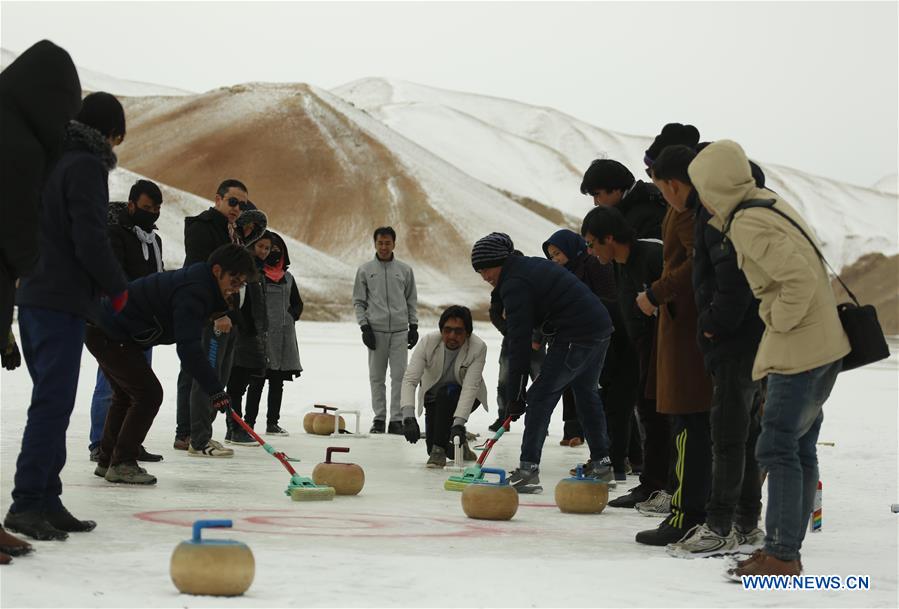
666 523 739 559
635 490 671 516
188 439 234 458
735 526 765 553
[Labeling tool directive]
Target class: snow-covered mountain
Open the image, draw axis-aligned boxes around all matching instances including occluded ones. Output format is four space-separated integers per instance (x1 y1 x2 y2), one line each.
334 78 899 271
113 83 562 316
873 173 898 195
1 47 192 97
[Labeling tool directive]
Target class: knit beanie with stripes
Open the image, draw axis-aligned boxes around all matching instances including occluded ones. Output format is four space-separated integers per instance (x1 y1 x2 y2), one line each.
471 232 514 271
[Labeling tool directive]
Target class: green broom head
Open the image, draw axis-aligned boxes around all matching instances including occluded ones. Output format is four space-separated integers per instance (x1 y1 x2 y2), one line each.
444 464 485 492
286 474 336 501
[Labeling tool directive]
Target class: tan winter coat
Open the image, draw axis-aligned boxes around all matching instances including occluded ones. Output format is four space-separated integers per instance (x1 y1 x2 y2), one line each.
649 206 713 414
689 140 850 380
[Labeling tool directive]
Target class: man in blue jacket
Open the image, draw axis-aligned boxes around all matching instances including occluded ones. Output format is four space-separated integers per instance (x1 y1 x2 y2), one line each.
85 244 256 486
471 233 614 493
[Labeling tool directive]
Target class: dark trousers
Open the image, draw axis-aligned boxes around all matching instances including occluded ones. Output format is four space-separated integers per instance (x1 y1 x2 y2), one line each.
561 388 583 439
600 341 640 474
84 326 163 466
706 352 763 534
521 337 610 467
227 368 285 429
667 411 712 530
424 385 479 459
175 366 193 439
10 307 84 514
634 334 670 490
188 325 237 449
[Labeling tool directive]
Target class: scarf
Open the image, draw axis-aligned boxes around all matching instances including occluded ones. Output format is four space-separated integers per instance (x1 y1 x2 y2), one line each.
132 226 163 272
228 222 241 245
264 256 286 282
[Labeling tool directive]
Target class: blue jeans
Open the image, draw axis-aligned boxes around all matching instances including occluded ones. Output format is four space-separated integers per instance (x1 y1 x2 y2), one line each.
757 359 841 561
520 337 610 468
89 348 152 450
11 307 85 513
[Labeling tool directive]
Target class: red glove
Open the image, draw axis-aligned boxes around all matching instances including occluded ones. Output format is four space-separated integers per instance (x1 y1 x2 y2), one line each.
110 290 129 314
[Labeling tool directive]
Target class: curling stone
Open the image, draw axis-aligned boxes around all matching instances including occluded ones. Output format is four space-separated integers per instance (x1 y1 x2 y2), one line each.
170 520 254 597
461 467 518 521
304 404 346 435
312 447 364 495
554 465 609 514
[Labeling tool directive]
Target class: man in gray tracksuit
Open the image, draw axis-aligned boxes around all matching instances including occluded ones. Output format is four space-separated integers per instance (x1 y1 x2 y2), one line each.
353 226 419 434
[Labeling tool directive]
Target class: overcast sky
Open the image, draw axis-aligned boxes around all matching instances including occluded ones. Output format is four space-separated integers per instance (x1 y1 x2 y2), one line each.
2 1 897 187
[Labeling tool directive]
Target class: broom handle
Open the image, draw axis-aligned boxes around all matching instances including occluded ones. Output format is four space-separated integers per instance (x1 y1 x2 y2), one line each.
229 408 298 476
476 416 513 466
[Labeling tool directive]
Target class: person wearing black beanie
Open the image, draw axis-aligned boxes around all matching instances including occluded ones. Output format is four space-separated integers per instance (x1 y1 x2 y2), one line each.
644 123 701 170
471 233 614 493
76 91 126 144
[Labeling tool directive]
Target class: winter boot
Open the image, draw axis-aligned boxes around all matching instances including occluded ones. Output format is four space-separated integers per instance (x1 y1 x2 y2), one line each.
137 445 163 462
188 439 234 458
508 466 543 494
0 526 34 557
635 517 691 546
387 421 404 435
3 511 68 541
369 420 386 434
725 551 802 581
608 483 654 509
426 446 447 468
666 523 739 559
105 462 157 485
43 506 97 533
225 428 258 447
635 490 672 516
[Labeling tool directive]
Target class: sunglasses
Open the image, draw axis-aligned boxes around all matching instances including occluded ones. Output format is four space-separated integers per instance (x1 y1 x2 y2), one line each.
226 197 251 211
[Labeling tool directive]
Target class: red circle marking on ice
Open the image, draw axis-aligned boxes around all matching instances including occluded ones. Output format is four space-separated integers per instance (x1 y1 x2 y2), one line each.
134 509 526 538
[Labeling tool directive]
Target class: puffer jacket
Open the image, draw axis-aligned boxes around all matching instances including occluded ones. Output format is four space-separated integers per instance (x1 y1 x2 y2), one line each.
353 255 418 333
689 139 850 380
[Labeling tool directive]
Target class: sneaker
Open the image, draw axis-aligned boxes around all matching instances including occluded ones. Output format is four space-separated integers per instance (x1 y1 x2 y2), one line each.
387 421 404 435
725 550 802 581
42 507 97 533
137 445 163 462
3 511 68 541
734 526 765 553
426 446 447 468
173 436 190 451
571 457 616 487
104 462 157 485
666 524 739 559
89 445 101 462
369 420 386 434
635 518 691 546
93 463 108 478
508 467 543 494
608 484 654 508
635 490 671 516
225 428 258 447
188 439 234 458
266 424 289 436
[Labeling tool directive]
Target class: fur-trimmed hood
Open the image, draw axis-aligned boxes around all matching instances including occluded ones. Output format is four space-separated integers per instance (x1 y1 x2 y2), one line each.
236 208 268 246
63 120 117 171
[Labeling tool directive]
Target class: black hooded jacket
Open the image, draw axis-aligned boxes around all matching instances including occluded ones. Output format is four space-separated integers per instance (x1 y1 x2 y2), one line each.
108 202 164 280
617 180 667 240
183 207 231 266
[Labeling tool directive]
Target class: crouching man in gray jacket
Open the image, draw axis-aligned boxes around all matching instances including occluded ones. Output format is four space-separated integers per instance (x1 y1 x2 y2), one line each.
353 226 419 434
400 306 488 468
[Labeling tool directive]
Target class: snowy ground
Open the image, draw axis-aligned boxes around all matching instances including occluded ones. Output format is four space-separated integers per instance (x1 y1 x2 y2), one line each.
1 321 897 608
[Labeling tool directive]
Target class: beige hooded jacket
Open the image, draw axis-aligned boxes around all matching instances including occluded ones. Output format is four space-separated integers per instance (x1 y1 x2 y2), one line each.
689 140 849 380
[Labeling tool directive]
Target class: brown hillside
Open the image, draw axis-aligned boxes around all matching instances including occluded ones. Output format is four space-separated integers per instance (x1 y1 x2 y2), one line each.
833 253 899 335
116 84 469 274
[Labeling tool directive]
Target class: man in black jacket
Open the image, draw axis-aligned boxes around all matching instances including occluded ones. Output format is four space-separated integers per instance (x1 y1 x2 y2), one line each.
174 179 249 454
86 245 255 485
0 40 81 354
657 144 766 559
471 233 614 494
580 159 667 240
6 92 129 541
88 180 165 463
582 206 670 509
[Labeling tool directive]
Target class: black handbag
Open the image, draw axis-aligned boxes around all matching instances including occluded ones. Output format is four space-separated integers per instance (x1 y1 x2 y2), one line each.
725 199 890 372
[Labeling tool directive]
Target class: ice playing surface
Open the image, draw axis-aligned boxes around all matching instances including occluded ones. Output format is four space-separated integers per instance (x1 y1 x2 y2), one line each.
1 322 897 608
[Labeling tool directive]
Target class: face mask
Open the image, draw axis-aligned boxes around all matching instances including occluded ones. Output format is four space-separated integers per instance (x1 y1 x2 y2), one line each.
265 250 283 266
132 208 159 231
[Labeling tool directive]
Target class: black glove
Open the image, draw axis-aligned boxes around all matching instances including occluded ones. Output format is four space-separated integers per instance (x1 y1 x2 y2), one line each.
403 417 420 444
1 334 21 371
407 324 419 350
361 324 376 350
210 391 232 413
450 424 466 447
506 373 528 421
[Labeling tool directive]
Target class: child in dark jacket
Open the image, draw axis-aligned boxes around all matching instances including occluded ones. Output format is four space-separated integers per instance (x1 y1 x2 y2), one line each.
243 231 302 435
